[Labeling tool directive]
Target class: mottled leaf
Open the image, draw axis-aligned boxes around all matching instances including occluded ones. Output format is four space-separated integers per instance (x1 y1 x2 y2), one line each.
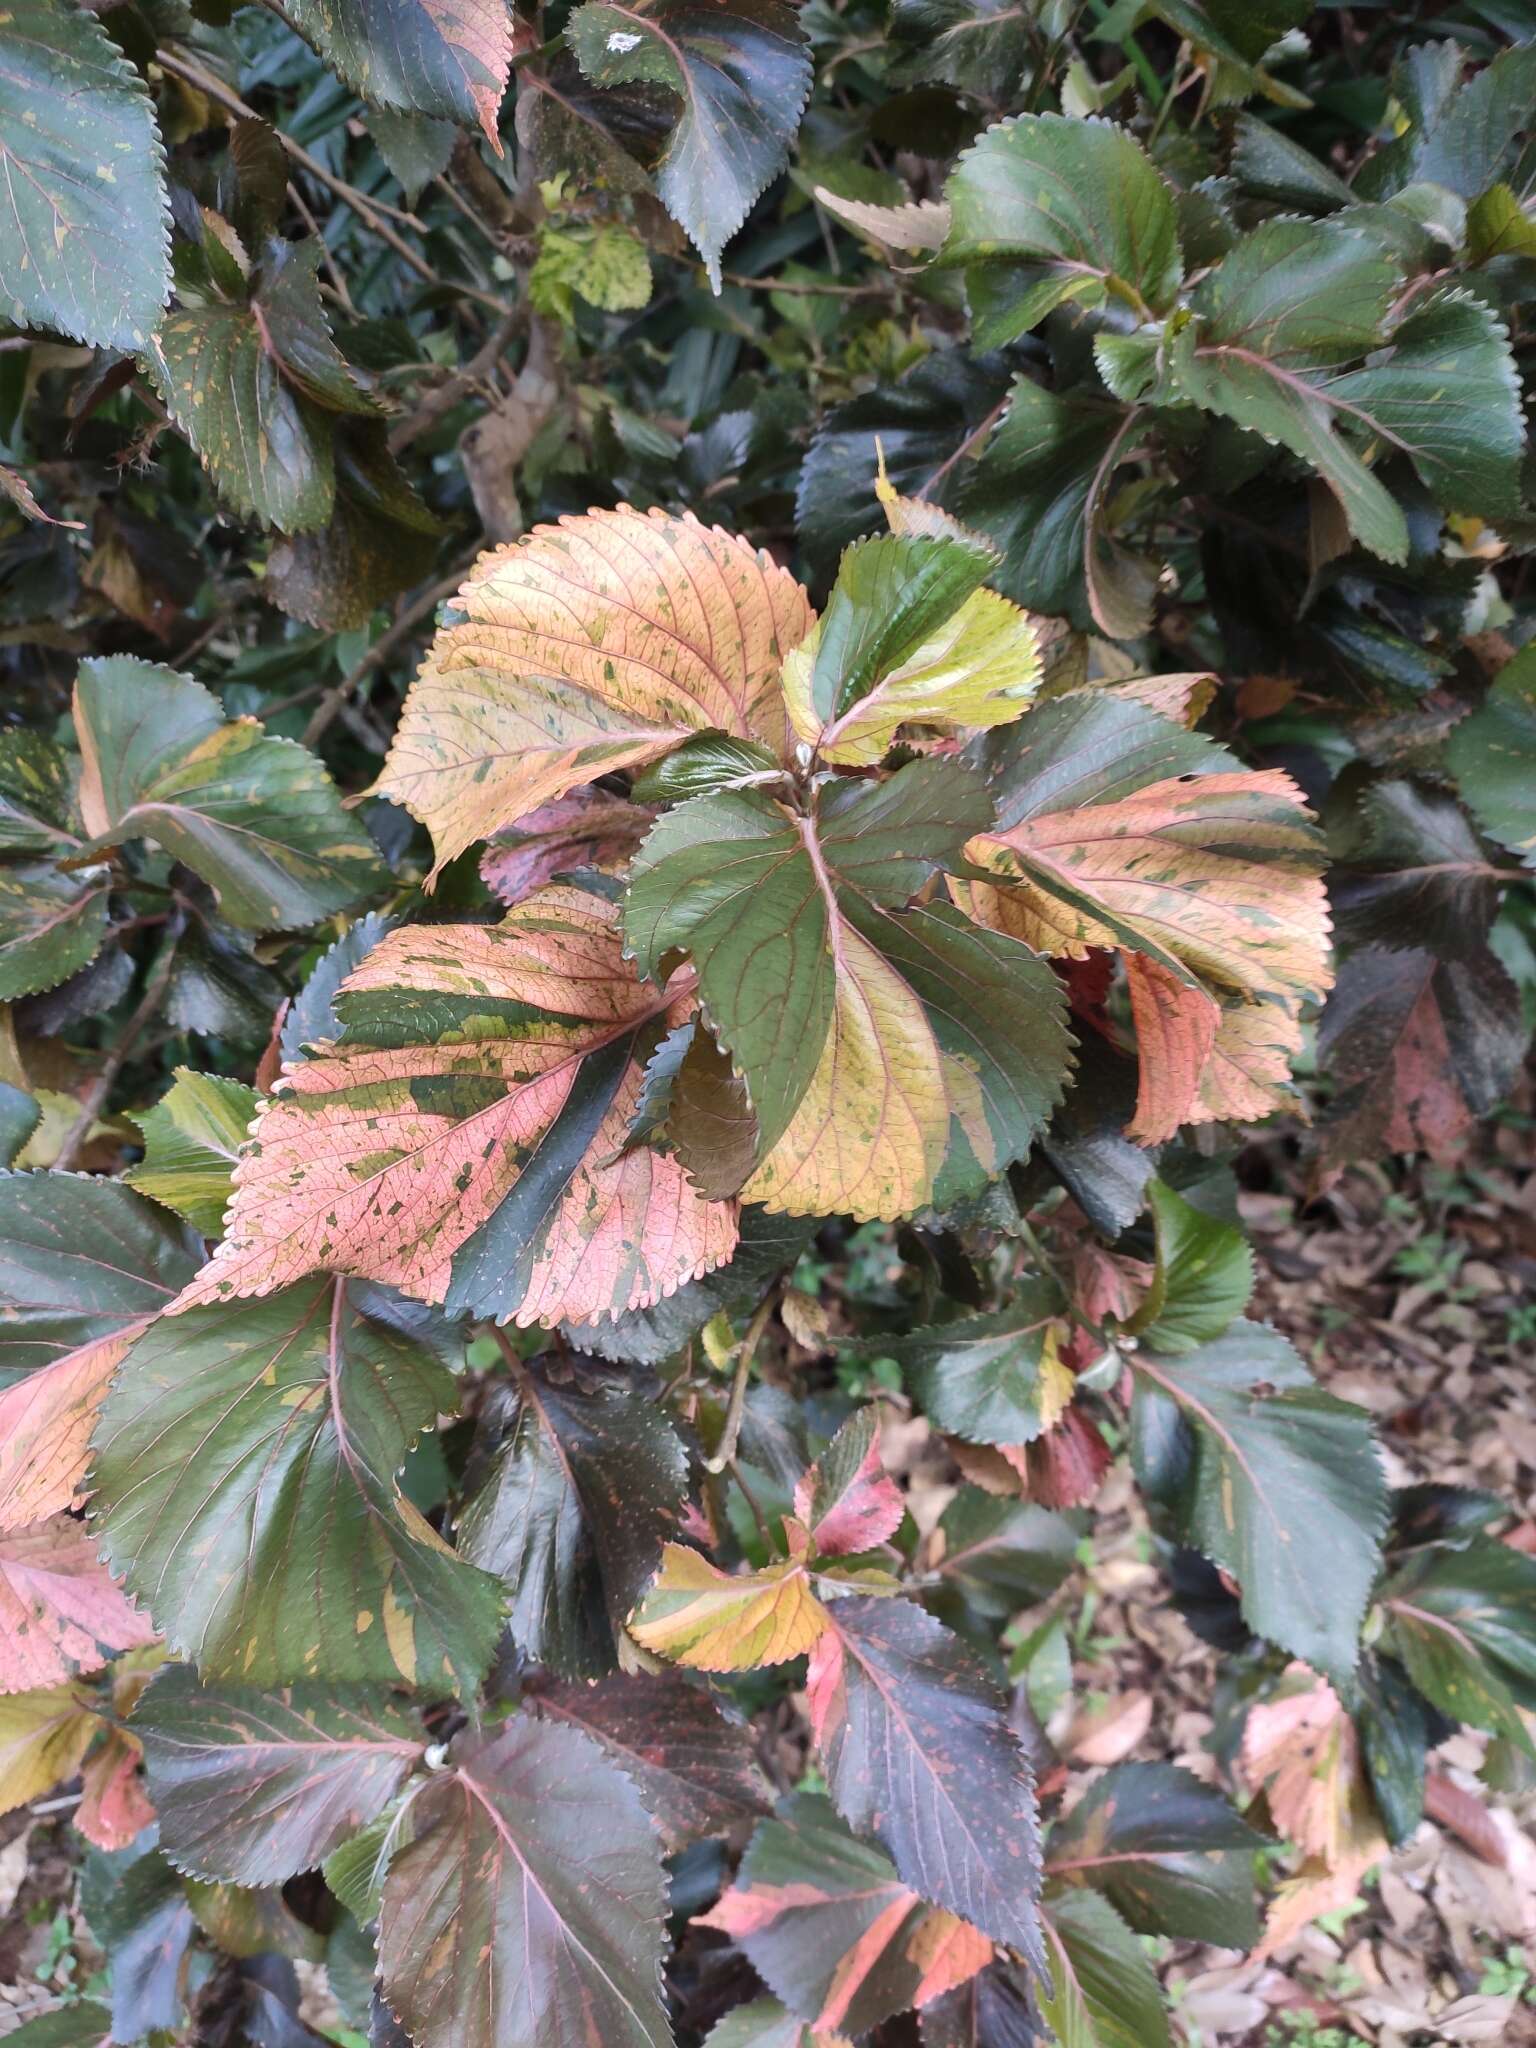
74 658 384 932
629 1540 829 1670
794 1407 904 1558
0 1684 97 1814
375 507 812 874
526 1670 770 1848
567 1 812 289
378 1717 672 2048
132 1663 426 1882
0 858 110 1002
0 1329 135 1528
284 0 512 143
700 1794 993 2038
1130 1321 1386 1679
92 1277 504 1694
126 1069 258 1235
279 911 397 1064
0 1515 155 1693
807 1595 1042 1961
480 790 656 906
458 1363 687 1677
626 759 1070 1220
0 0 170 349
1045 1762 1261 1946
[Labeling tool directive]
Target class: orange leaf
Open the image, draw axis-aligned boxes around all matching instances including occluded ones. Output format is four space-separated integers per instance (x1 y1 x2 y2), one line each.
0 1516 156 1693
0 1331 136 1530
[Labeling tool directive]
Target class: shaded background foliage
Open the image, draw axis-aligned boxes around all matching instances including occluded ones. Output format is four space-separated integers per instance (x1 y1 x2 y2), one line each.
2 1 1536 2046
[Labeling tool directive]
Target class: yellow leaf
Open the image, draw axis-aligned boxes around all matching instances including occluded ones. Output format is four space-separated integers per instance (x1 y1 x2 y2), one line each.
629 1542 827 1671
0 1685 95 1816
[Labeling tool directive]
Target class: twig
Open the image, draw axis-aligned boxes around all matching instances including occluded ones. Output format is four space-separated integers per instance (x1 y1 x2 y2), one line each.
157 49 509 316
705 1288 778 1475
728 1457 774 1551
389 304 525 455
716 269 889 298
302 554 480 746
288 181 354 311
54 920 184 1173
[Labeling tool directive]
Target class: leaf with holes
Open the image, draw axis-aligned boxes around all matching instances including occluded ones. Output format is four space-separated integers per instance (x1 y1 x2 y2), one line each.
176 887 738 1324
131 1663 426 1882
92 1276 504 1695
699 1794 993 2039
377 1717 672 2048
374 506 813 874
625 756 1070 1220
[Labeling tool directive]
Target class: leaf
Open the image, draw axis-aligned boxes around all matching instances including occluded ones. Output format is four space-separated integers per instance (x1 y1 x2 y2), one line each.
919 1962 1038 2048
480 790 656 907
699 1793 993 2038
625 758 1071 1221
144 241 377 534
0 1330 134 1528
0 1171 203 1385
0 1515 155 1693
131 1663 427 1882
954 378 1149 633
125 1069 258 1235
780 531 1039 766
74 658 384 932
374 506 812 875
0 1083 40 1169
1168 221 1411 561
865 1280 1066 1446
282 0 512 143
179 888 739 1325
629 1540 829 1670
793 1408 904 1558
1315 944 1527 1174
0 858 110 1002
1130 1321 1386 1679
1329 776 1501 958
940 113 1182 348
1045 1761 1261 1947
526 1670 770 1849
0 731 80 854
0 0 170 349
566 1 812 290
92 1276 504 1694
1039 1890 1170 2048
264 419 443 634
75 1722 154 1852
807 1595 1043 1961
1126 1182 1254 1354
279 910 398 1064
378 1716 672 2048
815 187 951 253
457 1362 687 1677
0 1684 97 1815
1446 646 1536 871
1382 1538 1536 1754
1360 38 1536 201
705 2001 852 2048
931 1491 1080 1620
88 1850 195 2042
960 693 1330 1143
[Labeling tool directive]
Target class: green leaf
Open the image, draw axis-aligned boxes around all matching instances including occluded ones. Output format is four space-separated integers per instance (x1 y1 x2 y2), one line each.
704 2001 845 2048
1360 38 1536 201
74 657 385 931
279 910 398 1063
367 110 457 205
1382 1537 1536 1754
264 419 444 633
702 1792 991 2038
132 1663 426 1883
0 1172 202 1386
144 241 376 535
280 0 512 143
126 1069 258 1235
567 0 812 290
457 1362 687 1678
932 1490 1080 1619
1446 646 1536 870
0 1086 40 1171
92 1276 505 1695
1126 1181 1254 1354
954 378 1147 632
526 1670 770 1849
1045 1761 1261 1947
1130 1321 1387 1679
1039 1890 1170 2048
0 0 169 349
624 758 1070 1220
1171 221 1410 562
378 1717 672 2048
1354 1652 1435 1847
0 733 81 854
808 1595 1043 1963
0 2005 112 2048
0 858 109 1002
866 1281 1066 1446
940 113 1182 347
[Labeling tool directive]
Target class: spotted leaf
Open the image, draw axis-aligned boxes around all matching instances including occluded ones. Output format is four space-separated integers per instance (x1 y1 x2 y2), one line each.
0 1516 156 1693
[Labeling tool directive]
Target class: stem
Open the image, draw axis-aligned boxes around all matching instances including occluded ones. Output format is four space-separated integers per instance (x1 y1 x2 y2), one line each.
715 270 890 299
704 1287 778 1475
54 919 185 1173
